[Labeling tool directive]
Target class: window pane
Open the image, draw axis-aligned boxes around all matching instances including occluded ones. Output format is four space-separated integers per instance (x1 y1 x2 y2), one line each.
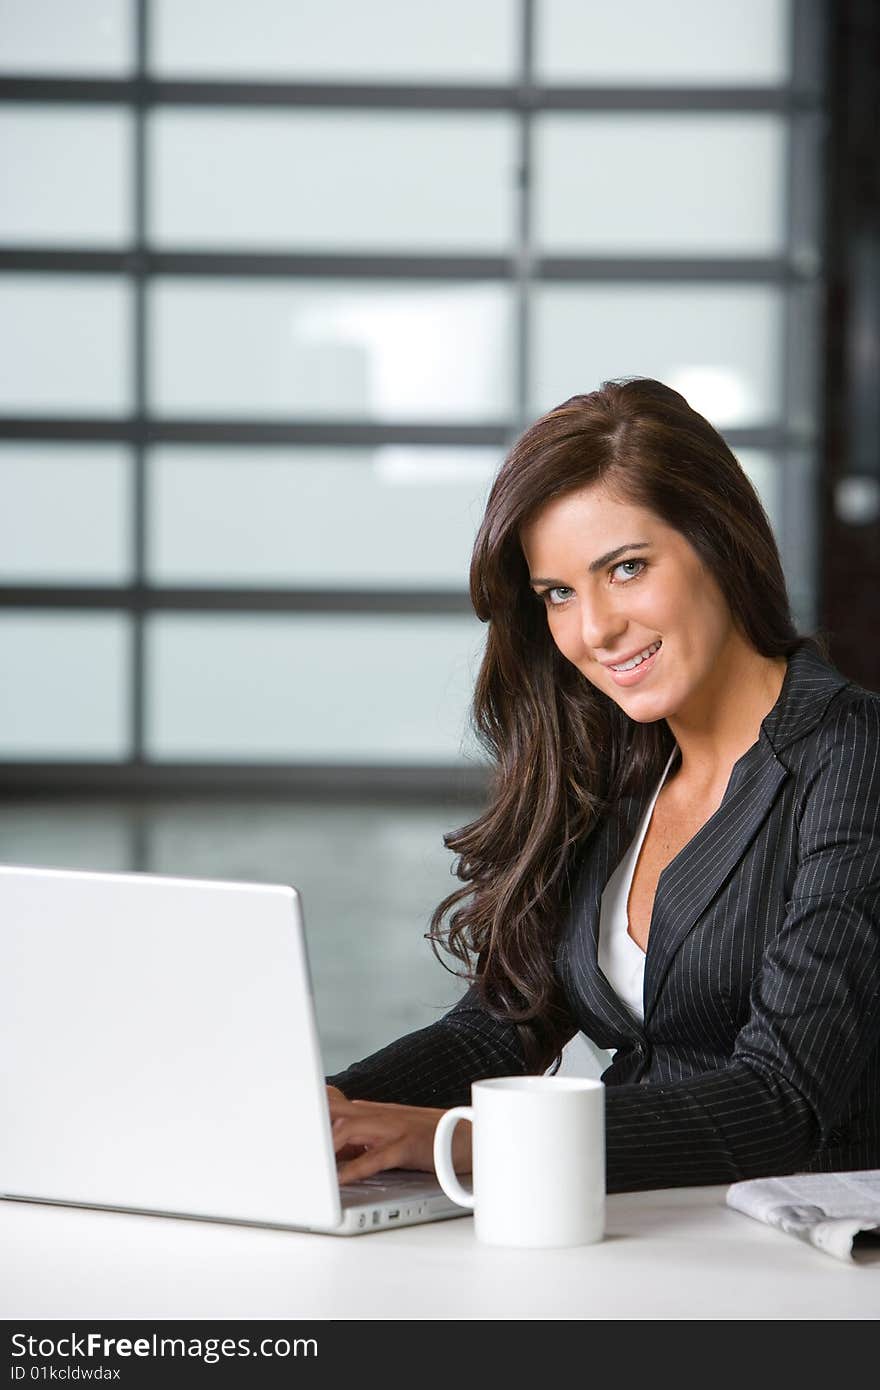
146 614 485 764
0 0 132 75
736 448 815 628
0 107 131 247
0 275 132 415
151 0 518 81
536 0 789 86
149 110 517 254
530 285 782 429
149 279 514 421
776 450 817 630
735 449 781 537
148 446 496 588
0 803 135 872
0 444 132 583
0 611 130 759
535 114 785 256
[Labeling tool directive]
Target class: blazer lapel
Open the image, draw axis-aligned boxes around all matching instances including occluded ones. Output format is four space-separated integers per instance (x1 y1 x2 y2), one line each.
560 799 648 1046
559 644 848 1042
642 735 788 1023
642 643 848 1021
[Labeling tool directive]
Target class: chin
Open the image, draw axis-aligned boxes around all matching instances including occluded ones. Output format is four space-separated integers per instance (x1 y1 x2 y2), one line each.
617 701 670 725
610 687 678 724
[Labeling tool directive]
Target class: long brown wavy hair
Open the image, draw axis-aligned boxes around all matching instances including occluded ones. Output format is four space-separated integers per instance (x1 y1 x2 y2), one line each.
427 376 816 1073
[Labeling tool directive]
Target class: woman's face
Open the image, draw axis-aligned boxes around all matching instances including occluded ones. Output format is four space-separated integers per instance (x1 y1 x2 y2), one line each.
519 482 737 725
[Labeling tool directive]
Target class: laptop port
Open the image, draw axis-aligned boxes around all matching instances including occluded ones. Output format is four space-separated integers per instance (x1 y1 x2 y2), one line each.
387 1209 400 1219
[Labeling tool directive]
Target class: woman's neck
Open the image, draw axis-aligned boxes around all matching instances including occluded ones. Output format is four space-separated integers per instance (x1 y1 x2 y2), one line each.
664 637 788 793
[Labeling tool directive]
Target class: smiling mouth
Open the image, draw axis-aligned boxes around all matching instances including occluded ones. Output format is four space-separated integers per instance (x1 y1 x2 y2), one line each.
607 639 662 672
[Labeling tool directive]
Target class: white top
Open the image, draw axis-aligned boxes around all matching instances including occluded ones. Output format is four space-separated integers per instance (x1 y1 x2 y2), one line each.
598 746 678 1021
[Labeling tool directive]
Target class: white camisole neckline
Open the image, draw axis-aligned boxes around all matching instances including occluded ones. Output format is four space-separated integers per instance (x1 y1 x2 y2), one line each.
597 745 678 1022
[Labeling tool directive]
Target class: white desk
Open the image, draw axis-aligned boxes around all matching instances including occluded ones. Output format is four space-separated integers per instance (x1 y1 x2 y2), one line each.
1 1186 876 1320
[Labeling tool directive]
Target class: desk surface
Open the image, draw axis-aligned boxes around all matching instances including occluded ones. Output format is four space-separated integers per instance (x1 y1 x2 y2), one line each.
2 1186 877 1320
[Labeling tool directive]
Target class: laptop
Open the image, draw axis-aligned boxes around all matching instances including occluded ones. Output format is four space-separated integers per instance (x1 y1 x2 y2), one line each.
0 863 464 1235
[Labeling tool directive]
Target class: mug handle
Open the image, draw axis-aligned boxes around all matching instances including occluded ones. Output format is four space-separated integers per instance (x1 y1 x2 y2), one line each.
432 1106 475 1209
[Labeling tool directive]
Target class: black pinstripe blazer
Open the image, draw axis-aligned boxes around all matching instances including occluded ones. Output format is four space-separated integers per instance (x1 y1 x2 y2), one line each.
328 645 880 1192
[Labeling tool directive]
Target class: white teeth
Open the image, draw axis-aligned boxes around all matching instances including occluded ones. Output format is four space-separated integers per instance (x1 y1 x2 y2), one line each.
610 641 661 673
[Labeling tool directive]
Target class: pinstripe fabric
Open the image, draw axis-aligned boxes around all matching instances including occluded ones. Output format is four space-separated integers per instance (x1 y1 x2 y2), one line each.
328 646 880 1193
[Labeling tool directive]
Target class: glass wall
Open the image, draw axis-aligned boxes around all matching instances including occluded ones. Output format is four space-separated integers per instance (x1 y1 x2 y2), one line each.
0 0 825 785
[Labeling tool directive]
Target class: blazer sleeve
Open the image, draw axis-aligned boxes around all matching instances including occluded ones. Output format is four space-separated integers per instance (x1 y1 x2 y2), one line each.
604 693 880 1193
326 983 527 1109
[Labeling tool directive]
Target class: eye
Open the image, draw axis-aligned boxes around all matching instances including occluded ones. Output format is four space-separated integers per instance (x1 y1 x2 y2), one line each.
540 586 573 607
610 559 646 583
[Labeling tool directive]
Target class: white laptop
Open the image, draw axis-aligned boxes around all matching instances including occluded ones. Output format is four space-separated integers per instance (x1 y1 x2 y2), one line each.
0 863 464 1235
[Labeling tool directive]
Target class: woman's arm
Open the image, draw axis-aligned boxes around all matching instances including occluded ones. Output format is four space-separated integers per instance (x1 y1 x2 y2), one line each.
325 986 529 1181
326 983 527 1109
604 692 880 1192
327 696 880 1192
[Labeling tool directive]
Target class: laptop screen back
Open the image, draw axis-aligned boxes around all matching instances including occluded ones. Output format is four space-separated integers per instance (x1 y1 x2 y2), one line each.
0 865 342 1229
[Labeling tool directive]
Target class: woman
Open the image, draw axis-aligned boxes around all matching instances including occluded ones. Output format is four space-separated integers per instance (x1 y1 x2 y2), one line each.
327 377 880 1193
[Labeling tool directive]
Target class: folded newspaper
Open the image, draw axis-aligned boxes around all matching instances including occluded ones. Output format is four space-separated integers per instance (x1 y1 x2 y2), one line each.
726 1170 880 1262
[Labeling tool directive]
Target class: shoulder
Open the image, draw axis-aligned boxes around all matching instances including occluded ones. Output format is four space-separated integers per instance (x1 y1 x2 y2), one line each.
766 650 880 838
806 682 880 761
767 643 879 764
790 683 880 858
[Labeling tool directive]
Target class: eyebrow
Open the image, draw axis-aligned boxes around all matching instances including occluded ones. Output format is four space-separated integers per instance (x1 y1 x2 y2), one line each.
529 542 651 587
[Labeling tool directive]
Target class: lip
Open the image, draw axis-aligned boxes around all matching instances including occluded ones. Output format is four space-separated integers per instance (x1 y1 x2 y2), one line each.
603 641 662 688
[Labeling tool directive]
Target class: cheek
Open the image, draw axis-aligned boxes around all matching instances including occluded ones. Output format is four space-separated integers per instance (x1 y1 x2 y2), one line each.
546 613 581 661
683 588 733 650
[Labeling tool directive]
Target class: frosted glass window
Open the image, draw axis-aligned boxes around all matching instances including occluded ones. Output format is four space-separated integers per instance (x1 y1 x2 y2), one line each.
536 0 789 86
151 0 517 82
150 279 514 422
530 285 782 429
0 445 132 583
0 0 132 75
735 450 780 539
148 446 498 588
0 612 130 759
0 276 131 415
535 115 786 256
146 614 486 764
0 107 131 247
0 803 135 873
149 111 517 254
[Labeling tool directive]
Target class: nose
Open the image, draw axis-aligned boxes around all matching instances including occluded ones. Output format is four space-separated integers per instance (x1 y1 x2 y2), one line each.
578 591 627 654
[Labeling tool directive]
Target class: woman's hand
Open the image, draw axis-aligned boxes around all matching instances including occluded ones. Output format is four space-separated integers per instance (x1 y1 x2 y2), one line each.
326 1085 472 1184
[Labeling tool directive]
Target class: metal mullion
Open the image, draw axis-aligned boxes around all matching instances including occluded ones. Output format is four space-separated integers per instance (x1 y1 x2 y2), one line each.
0 249 819 283
0 250 129 273
536 257 810 284
131 0 148 780
0 249 513 278
0 586 474 616
0 762 489 801
146 252 512 279
512 0 535 435
0 76 820 114
0 420 798 450
0 420 512 446
537 87 817 113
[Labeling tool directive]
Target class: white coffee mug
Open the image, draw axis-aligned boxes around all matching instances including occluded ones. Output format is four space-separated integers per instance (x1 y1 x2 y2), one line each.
432 1075 605 1248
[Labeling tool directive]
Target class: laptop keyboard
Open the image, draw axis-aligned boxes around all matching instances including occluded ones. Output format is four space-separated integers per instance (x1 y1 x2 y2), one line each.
338 1169 444 1203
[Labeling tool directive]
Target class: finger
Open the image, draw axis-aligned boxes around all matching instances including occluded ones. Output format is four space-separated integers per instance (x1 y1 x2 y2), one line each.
337 1143 405 1185
331 1117 400 1154
327 1094 361 1120
335 1142 369 1163
328 1097 384 1126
